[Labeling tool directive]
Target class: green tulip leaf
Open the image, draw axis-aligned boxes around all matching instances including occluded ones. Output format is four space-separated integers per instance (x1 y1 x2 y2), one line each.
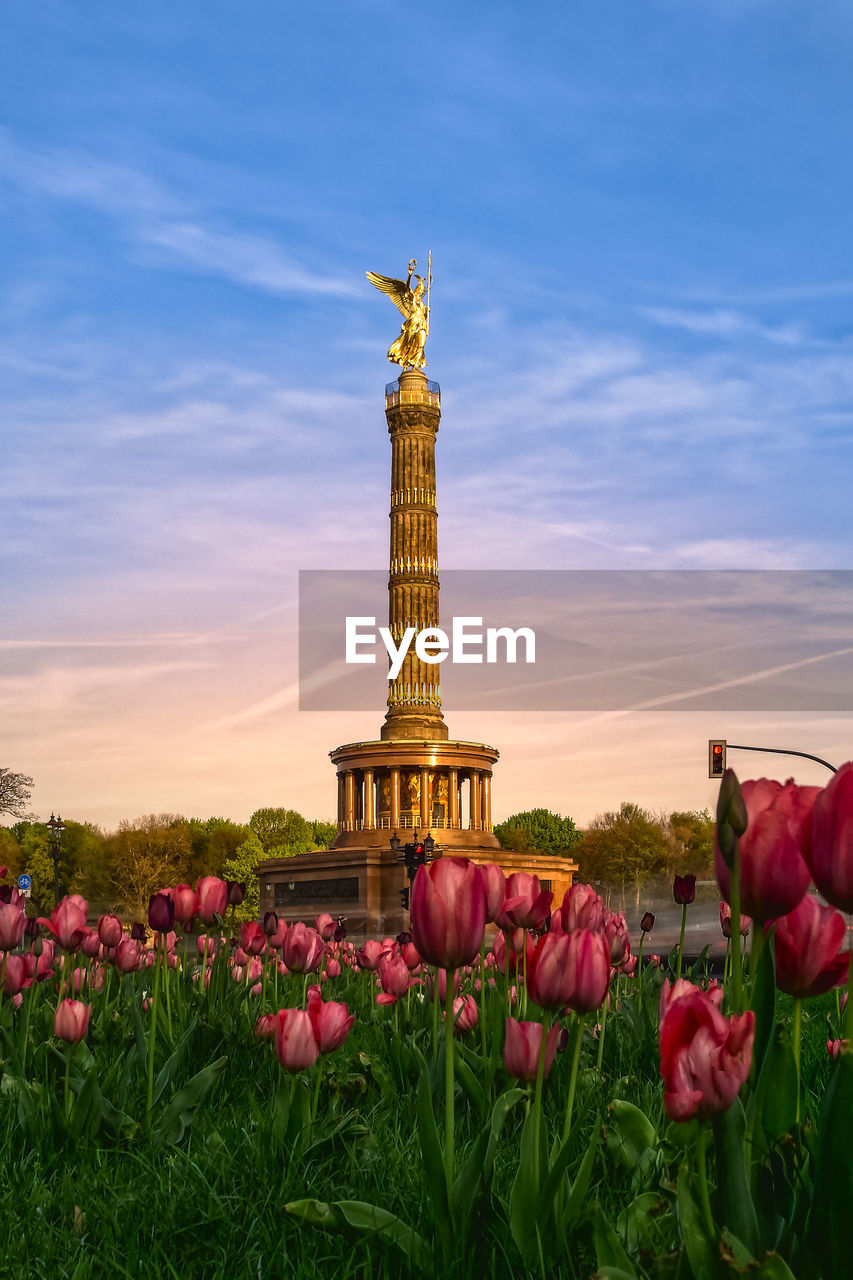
712 1103 760 1259
509 1102 543 1256
616 1192 670 1256
676 1159 717 1280
285 1198 427 1269
812 1050 853 1280
754 1031 798 1140
606 1098 658 1171
592 1205 638 1277
152 1054 226 1145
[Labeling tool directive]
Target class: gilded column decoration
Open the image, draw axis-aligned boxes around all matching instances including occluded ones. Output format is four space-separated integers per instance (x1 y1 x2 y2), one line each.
363 767 375 829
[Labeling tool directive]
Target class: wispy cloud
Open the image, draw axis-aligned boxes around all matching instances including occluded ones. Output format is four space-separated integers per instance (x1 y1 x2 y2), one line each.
0 128 357 299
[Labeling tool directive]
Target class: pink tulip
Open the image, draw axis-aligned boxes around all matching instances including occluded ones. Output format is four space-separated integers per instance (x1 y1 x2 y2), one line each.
659 977 723 1025
401 941 422 970
308 995 355 1052
315 912 336 940
604 911 631 968
809 762 853 913
411 857 487 971
491 927 534 977
495 872 552 931
196 933 217 958
54 998 91 1043
771 894 849 998
38 895 89 951
112 937 141 973
274 1008 320 1071
255 1014 276 1039
355 938 389 971
325 957 341 978
282 923 324 974
828 1039 849 1059
0 903 26 950
716 779 819 919
376 952 412 1005
2 951 35 996
504 1017 561 1081
80 929 102 959
561 882 606 934
719 900 751 939
660 987 755 1122
447 994 478 1033
269 917 288 950
97 914 124 949
195 876 228 924
170 883 199 924
35 939 56 983
240 921 267 957
428 967 461 1003
479 863 507 923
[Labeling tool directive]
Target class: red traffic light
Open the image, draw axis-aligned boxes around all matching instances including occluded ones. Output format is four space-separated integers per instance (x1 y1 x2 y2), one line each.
708 740 727 777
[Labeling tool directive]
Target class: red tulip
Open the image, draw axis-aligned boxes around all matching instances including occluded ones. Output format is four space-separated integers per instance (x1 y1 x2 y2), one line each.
660 987 754 1122
38 895 89 951
716 779 818 919
254 1014 276 1040
401 941 422 970
504 1017 561 1081
196 876 228 924
307 994 355 1052
770 894 849 998
809 762 853 913
0 903 26 951
97 914 124 949
673 875 696 906
274 1008 320 1071
495 872 552 931
169 883 199 924
282 923 324 974
411 857 487 970
54 998 91 1044
479 863 507 923
564 928 611 1013
561 882 606 934
240 921 267 957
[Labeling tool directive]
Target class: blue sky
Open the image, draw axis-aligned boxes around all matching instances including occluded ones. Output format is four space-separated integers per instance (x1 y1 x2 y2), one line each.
3 1 853 829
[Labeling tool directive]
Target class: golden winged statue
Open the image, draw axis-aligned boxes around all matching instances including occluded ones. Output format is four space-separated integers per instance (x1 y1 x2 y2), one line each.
366 256 431 370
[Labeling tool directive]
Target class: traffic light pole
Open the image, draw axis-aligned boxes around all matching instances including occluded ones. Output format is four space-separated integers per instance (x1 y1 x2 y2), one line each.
726 744 837 775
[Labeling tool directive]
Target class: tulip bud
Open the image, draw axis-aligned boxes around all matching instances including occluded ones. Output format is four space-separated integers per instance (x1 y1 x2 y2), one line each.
54 998 91 1044
263 911 278 936
640 912 655 933
715 769 748 869
226 880 246 907
148 892 175 934
130 922 146 942
673 874 696 906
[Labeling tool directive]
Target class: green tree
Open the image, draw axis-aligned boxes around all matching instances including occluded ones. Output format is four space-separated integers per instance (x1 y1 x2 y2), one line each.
223 832 268 923
248 808 313 856
104 814 192 917
667 809 715 876
187 817 252 881
574 802 672 906
16 825 56 916
0 827 22 881
310 819 336 850
494 808 581 857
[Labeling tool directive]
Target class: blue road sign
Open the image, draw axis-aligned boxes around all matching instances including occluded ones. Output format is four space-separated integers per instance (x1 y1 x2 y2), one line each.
18 874 32 890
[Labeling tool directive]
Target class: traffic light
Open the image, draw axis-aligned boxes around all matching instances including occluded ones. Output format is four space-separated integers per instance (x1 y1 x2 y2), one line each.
398 886 410 910
709 740 726 778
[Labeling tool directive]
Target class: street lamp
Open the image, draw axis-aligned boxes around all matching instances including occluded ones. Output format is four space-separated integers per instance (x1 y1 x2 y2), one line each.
45 812 65 908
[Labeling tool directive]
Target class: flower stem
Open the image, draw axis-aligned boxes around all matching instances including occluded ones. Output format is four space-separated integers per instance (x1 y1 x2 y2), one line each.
145 938 163 1132
64 1045 73 1124
846 942 853 1044
676 903 687 981
533 1011 552 1183
561 1012 586 1145
479 936 488 1064
444 968 455 1186
729 843 743 1014
792 997 803 1125
597 992 609 1071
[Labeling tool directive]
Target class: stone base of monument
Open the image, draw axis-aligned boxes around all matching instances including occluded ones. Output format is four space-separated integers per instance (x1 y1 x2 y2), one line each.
258 842 578 942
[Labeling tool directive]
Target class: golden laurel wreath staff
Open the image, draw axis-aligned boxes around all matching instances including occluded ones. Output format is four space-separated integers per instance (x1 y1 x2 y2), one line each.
366 253 432 370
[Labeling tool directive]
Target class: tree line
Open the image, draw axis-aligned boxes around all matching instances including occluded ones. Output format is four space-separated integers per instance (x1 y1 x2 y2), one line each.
0 797 335 920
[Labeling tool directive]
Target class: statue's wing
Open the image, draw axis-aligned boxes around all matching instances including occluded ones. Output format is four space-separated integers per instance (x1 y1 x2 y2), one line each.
366 271 412 319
